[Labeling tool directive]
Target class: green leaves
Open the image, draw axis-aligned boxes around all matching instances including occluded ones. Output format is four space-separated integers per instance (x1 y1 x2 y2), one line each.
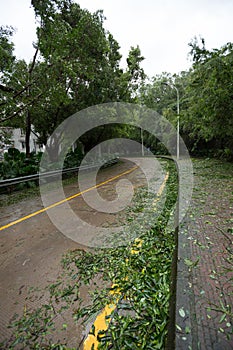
178 307 186 318
139 38 233 159
0 148 42 180
184 257 199 269
185 40 233 158
0 25 15 73
1 0 146 159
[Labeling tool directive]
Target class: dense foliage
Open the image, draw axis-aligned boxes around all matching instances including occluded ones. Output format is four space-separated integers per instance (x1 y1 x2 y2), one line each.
139 38 233 159
0 148 42 180
185 39 233 158
0 0 145 157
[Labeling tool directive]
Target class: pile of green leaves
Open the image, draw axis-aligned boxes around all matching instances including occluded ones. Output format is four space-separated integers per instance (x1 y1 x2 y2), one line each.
4 161 178 349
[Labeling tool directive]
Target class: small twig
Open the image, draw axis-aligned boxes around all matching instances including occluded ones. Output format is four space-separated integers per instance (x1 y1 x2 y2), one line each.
215 225 233 246
77 334 86 349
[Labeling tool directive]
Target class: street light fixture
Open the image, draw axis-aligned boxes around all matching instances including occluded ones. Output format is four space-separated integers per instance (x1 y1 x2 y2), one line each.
163 82 180 160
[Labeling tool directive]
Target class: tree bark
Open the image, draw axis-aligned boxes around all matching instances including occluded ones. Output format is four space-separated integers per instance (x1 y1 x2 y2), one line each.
25 109 31 157
25 47 39 157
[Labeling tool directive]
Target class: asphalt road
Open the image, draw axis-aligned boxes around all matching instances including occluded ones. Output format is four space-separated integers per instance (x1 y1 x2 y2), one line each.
0 159 154 348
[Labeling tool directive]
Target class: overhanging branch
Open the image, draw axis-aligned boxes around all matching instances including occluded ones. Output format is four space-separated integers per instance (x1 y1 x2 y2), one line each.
0 92 43 123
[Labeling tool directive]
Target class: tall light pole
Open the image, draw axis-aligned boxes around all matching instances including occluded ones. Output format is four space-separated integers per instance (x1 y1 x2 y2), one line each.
163 82 180 160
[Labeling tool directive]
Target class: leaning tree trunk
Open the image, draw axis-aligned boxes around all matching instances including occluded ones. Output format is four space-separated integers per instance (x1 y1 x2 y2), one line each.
25 47 39 158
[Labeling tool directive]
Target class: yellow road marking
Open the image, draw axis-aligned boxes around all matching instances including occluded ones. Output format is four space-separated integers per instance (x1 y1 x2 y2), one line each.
0 165 138 232
153 171 169 203
83 171 169 350
83 303 117 348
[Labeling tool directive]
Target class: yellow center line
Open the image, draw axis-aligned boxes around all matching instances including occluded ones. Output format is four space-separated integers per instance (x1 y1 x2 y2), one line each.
83 171 169 350
0 165 139 232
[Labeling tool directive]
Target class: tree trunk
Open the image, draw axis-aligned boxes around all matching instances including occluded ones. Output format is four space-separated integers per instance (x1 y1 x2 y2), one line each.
25 110 31 157
25 47 39 158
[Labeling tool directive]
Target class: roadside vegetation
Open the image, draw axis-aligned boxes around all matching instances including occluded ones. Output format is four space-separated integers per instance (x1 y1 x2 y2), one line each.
0 146 85 200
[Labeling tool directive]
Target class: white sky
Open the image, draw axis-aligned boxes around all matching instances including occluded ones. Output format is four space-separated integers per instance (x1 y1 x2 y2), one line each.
1 0 233 77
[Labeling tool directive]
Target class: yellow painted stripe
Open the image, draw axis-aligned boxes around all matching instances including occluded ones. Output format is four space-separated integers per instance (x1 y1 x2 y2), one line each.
0 165 138 232
83 303 117 348
83 171 169 350
153 171 169 203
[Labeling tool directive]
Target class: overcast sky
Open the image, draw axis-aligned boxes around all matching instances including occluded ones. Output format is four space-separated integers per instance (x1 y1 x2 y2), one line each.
1 0 233 77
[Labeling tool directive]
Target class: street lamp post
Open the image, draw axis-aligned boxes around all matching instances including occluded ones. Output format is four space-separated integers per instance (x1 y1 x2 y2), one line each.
163 82 180 160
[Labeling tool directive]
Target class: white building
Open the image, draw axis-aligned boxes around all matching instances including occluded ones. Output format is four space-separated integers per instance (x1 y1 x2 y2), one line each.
0 127 44 158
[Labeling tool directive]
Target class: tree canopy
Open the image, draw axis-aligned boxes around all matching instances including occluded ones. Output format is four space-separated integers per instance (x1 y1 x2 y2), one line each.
0 0 145 157
1 2 233 160
139 38 233 159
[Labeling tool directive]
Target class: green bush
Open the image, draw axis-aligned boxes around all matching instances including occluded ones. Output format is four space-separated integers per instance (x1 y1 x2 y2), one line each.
63 146 83 169
0 148 42 180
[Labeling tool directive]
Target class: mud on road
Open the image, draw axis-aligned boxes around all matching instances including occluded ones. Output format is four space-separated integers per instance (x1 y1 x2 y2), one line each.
0 159 153 348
